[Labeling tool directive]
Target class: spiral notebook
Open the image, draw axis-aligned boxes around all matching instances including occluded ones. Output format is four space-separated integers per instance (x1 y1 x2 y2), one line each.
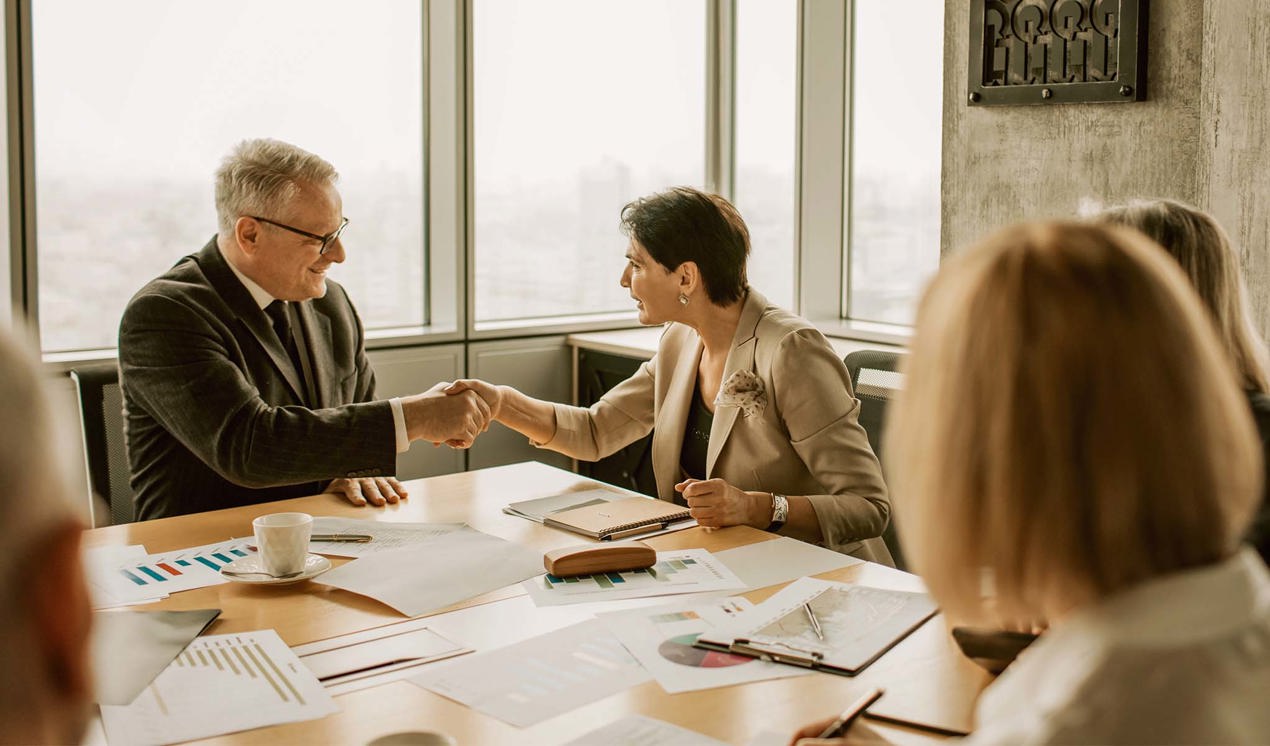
542 496 692 540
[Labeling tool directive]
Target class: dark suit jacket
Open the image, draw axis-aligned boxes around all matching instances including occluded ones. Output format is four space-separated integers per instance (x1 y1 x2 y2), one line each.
119 238 396 520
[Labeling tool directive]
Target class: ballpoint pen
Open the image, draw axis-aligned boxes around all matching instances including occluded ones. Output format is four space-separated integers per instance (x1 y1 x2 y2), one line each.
816 688 884 738
309 534 373 543
803 602 825 641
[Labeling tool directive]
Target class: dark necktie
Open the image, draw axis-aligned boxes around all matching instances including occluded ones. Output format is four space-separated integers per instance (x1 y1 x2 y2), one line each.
265 301 308 401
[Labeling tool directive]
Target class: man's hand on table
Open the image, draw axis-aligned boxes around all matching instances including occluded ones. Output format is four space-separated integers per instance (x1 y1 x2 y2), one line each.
328 477 408 507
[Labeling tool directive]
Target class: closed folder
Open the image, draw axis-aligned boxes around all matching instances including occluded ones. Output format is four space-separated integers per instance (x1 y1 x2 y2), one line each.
542 496 692 540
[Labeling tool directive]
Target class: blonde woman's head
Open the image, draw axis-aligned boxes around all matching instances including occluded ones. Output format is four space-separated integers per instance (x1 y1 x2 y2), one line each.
1097 198 1269 393
887 221 1261 627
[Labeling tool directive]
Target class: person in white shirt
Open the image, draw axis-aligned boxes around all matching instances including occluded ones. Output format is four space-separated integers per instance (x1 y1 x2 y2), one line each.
792 221 1270 745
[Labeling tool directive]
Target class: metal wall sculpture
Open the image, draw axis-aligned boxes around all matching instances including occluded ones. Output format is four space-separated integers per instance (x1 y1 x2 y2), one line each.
968 0 1147 106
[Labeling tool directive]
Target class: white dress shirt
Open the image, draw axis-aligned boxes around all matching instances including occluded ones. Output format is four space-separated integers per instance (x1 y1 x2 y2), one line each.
966 547 1270 744
222 250 409 454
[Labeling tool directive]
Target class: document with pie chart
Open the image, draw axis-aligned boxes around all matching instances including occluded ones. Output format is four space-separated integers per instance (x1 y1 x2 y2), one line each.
600 597 811 694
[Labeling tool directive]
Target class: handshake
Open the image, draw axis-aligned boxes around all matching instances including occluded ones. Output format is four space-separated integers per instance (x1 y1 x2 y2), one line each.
399 379 504 449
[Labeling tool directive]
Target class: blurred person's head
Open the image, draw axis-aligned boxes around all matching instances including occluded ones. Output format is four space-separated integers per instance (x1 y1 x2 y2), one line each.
618 187 750 324
215 138 348 302
1096 198 1270 393
887 221 1261 628
0 329 92 744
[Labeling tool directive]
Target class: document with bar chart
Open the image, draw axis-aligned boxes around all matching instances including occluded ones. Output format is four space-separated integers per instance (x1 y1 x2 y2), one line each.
523 548 745 607
412 617 650 727
113 539 256 595
100 629 338 745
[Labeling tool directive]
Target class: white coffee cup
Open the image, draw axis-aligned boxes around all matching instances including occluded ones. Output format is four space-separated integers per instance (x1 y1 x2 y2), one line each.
252 512 313 576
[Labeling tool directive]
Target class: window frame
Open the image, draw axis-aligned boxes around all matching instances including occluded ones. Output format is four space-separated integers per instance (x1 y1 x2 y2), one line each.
7 0 919 370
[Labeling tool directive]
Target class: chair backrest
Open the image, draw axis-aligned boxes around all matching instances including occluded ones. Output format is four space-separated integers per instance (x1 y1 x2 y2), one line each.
69 364 134 526
843 349 906 570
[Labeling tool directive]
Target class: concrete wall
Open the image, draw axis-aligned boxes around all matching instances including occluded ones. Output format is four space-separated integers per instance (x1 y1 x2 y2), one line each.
942 0 1270 334
1200 2 1270 334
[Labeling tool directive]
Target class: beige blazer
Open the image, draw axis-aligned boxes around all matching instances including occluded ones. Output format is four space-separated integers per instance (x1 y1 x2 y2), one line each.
542 290 892 563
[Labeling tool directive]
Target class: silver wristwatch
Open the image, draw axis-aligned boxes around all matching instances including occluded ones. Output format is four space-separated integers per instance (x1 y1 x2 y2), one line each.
766 493 789 532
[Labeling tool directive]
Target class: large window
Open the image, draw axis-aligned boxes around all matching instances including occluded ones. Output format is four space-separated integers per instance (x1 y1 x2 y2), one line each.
472 0 706 323
847 1 943 325
32 0 424 353
733 0 797 310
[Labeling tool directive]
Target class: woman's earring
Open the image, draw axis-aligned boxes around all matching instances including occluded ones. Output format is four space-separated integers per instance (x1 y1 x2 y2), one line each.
678 293 689 306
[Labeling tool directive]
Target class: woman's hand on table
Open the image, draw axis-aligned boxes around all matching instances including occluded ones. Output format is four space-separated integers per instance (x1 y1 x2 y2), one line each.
674 477 769 528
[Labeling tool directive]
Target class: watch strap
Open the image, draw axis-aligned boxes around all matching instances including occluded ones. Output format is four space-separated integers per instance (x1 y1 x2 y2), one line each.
766 493 789 532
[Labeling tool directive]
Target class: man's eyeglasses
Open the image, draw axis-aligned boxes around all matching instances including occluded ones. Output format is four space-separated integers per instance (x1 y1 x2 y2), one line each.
249 215 349 255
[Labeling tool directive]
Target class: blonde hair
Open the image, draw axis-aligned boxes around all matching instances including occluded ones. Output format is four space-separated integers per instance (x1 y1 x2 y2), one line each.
887 221 1261 626
214 138 338 236
1097 199 1270 393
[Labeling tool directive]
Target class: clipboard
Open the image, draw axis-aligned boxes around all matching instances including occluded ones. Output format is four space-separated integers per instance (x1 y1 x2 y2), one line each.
694 577 938 676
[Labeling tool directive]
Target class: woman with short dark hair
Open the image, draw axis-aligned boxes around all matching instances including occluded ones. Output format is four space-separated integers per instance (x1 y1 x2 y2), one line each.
449 187 892 561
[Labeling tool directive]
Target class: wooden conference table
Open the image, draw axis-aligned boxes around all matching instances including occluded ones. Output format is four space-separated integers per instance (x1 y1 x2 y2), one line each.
83 461 991 745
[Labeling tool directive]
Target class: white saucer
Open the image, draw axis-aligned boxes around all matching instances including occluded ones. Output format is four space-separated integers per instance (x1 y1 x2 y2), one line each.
220 553 331 585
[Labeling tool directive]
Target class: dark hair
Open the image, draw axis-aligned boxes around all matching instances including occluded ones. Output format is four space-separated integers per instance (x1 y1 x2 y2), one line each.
619 187 750 305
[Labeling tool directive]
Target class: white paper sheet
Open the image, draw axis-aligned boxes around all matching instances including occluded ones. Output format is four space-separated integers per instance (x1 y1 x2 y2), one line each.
564 715 729 745
316 529 542 617
99 629 338 746
601 597 811 694
83 544 167 609
412 617 650 727
307 517 468 558
524 548 746 606
713 536 861 590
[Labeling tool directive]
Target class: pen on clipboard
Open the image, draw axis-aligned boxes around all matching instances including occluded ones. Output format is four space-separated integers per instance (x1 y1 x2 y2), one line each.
816 687 884 739
803 602 825 640
309 534 373 543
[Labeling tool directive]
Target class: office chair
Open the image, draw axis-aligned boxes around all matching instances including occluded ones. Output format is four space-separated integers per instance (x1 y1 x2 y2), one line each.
843 349 907 570
69 364 134 526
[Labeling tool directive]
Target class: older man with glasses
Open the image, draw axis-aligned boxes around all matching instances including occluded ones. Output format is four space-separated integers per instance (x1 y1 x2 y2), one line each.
119 138 490 521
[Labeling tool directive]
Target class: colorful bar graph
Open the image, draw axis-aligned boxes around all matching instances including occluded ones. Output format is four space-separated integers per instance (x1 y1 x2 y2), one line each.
138 566 167 582
113 540 256 591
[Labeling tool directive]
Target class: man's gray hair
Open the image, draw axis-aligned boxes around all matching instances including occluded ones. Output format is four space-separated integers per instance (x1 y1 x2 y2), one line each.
214 138 339 236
